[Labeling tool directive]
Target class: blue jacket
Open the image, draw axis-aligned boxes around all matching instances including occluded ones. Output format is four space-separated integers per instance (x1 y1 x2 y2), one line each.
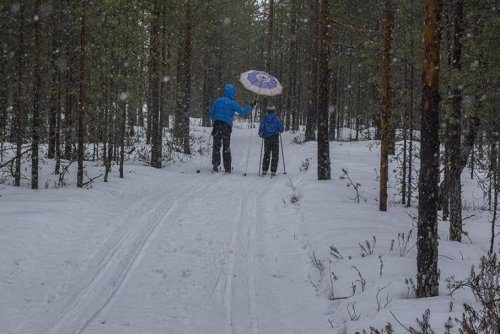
259 114 284 138
210 84 253 127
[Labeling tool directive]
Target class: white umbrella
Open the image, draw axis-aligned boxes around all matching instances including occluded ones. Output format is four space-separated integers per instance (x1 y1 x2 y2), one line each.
239 70 283 97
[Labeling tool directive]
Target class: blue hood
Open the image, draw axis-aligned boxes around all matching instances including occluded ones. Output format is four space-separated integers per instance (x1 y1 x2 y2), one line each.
223 84 236 100
210 83 253 127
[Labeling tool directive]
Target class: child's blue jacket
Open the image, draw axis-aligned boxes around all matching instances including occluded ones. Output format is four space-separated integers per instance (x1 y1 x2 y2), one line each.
259 114 284 138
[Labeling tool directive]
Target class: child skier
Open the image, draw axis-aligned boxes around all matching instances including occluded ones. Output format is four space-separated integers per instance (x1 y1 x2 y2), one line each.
258 103 284 176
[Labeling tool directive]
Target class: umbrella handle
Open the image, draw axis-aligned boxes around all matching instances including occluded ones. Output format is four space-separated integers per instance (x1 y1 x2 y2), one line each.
243 79 264 176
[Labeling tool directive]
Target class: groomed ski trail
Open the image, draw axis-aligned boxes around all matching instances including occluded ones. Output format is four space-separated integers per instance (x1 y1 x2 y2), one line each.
222 179 273 334
39 126 324 334
46 179 214 334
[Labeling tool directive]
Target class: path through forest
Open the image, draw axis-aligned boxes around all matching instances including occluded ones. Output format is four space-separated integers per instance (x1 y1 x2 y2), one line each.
1 125 326 334
3 124 490 333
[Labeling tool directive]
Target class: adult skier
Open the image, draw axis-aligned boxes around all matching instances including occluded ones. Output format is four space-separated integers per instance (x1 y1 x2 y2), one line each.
258 103 284 176
210 83 254 173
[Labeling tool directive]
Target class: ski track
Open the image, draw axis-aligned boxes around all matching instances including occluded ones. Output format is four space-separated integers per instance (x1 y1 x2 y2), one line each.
223 201 243 334
223 178 274 334
46 178 214 334
42 158 282 334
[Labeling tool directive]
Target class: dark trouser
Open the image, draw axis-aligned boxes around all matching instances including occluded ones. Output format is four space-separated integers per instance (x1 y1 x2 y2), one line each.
262 135 280 173
212 120 232 171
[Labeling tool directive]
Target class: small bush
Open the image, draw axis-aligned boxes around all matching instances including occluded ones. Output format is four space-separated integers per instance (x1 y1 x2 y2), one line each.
446 253 500 333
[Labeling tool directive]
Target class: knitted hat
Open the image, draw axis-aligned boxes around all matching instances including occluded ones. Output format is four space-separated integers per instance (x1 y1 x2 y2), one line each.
266 103 276 114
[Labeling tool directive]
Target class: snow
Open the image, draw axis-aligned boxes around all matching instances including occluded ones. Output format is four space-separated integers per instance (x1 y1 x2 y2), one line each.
0 121 494 333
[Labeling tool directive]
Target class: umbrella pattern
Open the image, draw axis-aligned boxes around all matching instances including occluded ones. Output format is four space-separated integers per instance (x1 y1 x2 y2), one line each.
239 70 283 97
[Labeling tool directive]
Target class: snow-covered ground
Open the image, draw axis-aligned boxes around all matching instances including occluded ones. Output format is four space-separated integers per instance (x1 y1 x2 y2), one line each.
0 121 494 333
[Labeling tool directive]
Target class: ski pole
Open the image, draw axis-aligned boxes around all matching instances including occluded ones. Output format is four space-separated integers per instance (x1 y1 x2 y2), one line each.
258 137 264 176
243 109 256 176
279 133 287 174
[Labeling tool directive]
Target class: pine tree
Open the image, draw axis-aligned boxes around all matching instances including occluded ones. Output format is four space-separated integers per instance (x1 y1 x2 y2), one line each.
448 0 464 241
14 1 25 187
416 0 442 298
317 0 331 181
379 0 394 211
150 0 163 168
304 0 319 142
32 0 42 189
76 0 86 188
175 1 193 155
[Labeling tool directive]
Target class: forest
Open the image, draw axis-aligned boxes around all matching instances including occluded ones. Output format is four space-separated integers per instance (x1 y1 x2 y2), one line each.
0 0 498 333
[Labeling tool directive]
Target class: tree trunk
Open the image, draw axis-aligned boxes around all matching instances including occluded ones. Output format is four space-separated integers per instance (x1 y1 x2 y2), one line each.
489 141 498 254
329 66 338 141
150 1 162 168
266 0 274 73
32 0 42 189
14 2 25 187
48 81 57 159
379 0 394 211
202 66 211 127
407 62 414 207
54 1 63 176
48 8 58 160
442 134 450 220
119 98 126 179
305 0 319 142
406 0 416 207
317 0 331 181
402 63 409 205
175 1 192 155
77 0 86 188
416 0 442 298
448 0 464 241
287 0 299 131
355 74 361 141
103 82 110 182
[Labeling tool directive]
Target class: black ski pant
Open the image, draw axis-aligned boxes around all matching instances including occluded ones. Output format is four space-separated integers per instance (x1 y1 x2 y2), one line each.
262 135 280 174
212 120 232 171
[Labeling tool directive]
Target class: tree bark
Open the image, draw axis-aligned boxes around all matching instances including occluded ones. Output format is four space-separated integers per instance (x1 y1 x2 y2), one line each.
317 0 331 181
202 66 211 127
103 80 110 182
32 0 42 189
402 62 409 205
489 141 498 254
77 0 86 188
305 0 319 142
119 97 126 179
150 0 162 168
379 0 394 211
175 1 192 155
407 61 414 207
448 0 464 241
266 0 274 73
287 0 299 131
416 0 442 298
14 2 25 187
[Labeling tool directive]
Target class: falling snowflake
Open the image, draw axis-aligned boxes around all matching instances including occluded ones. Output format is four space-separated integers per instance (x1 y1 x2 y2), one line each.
119 92 129 102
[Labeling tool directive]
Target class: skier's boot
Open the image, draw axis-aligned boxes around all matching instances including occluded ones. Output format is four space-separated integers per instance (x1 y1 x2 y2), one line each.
271 172 276 177
262 171 267 176
212 165 219 173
